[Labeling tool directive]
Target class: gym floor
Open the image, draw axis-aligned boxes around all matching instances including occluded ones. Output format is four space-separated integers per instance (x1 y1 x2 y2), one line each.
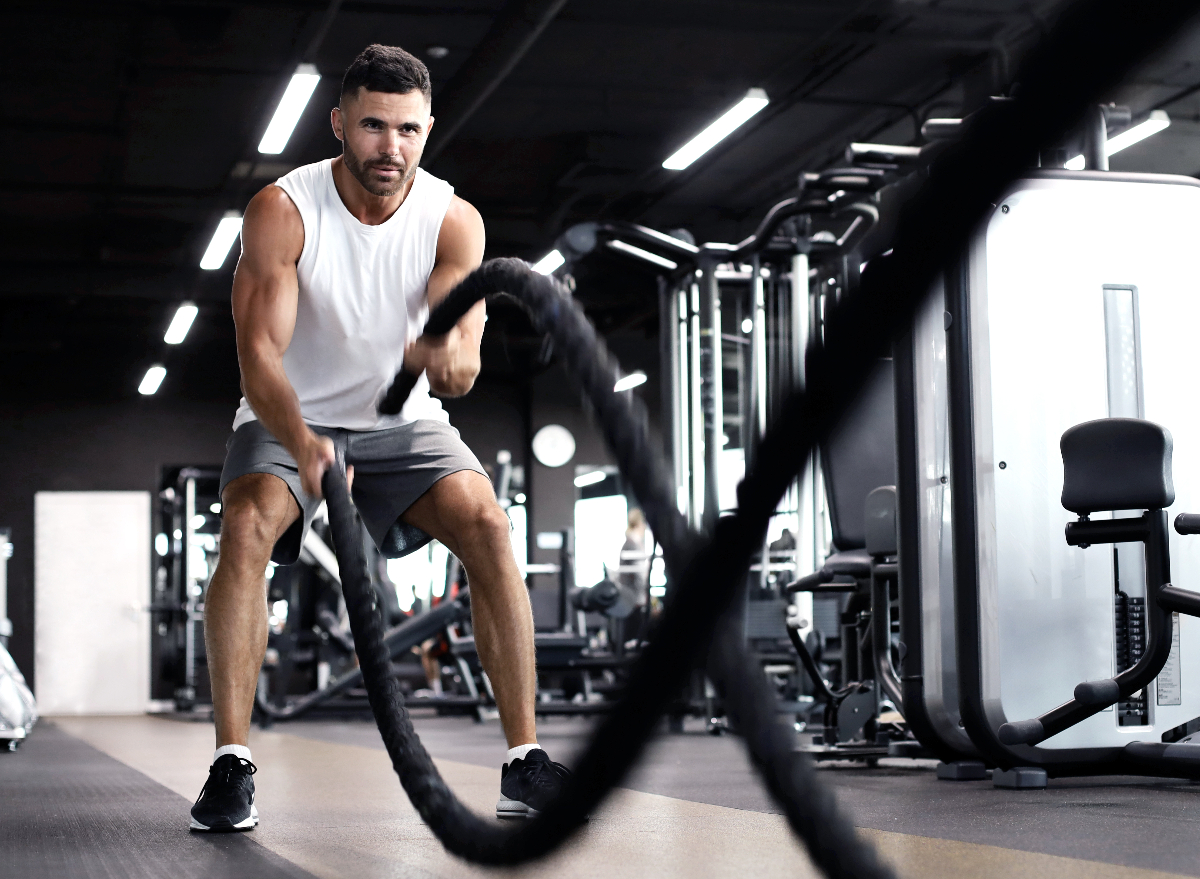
4 714 1199 879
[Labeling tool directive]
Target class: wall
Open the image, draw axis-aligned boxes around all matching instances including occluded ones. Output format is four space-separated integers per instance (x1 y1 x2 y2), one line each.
0 398 236 691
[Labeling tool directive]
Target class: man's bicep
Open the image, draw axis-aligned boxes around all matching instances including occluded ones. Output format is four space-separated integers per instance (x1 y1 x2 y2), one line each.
233 188 303 357
232 262 299 359
428 197 485 307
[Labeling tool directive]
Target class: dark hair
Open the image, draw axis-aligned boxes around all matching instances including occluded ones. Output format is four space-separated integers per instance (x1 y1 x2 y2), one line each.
340 44 431 104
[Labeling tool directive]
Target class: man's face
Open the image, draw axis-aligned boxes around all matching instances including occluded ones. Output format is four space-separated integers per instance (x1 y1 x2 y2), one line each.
332 88 433 197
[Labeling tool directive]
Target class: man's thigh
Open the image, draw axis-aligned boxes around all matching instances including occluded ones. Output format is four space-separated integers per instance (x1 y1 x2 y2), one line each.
400 469 503 558
220 420 333 564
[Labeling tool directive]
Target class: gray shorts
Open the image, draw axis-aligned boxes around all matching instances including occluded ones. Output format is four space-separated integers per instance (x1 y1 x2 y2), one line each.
219 419 487 565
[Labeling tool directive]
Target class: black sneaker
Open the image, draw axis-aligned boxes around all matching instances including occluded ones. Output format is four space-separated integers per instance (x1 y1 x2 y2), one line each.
496 749 570 819
189 755 259 832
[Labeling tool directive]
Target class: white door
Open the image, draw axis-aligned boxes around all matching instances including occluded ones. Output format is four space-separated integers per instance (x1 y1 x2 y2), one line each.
35 492 151 714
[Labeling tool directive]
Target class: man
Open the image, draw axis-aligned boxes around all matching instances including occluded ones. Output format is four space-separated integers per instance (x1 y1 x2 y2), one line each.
189 44 566 832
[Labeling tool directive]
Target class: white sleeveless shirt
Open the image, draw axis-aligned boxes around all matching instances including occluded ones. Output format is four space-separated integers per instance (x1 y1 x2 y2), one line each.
232 159 454 431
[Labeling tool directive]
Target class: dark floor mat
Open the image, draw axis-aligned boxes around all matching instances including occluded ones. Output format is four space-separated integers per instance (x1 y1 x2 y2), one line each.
0 722 315 879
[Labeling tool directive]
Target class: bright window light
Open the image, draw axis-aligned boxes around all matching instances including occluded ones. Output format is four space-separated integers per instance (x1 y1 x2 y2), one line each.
606 239 678 269
614 372 648 392
154 533 169 557
741 318 753 333
1064 110 1170 170
663 88 769 171
164 303 198 344
210 503 222 514
574 470 607 488
532 249 565 274
259 64 321 155
200 211 243 270
138 365 166 396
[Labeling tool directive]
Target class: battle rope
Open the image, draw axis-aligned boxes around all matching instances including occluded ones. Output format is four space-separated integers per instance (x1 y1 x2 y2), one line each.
319 0 1200 873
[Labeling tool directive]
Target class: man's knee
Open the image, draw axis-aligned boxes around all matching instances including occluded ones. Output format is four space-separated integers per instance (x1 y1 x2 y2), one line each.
220 475 296 560
461 499 512 548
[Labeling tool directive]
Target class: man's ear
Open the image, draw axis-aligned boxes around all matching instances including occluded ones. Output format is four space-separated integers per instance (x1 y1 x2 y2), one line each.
331 107 344 143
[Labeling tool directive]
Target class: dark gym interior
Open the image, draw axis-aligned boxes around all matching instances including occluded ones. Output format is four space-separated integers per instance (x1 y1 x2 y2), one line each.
5 2 1200 878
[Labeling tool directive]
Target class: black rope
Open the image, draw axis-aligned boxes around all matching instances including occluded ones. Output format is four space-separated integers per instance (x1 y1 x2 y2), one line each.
319 0 1200 872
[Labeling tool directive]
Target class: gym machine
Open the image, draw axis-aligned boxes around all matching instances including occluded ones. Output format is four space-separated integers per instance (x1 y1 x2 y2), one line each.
894 106 1200 785
153 466 223 710
0 527 36 751
550 171 929 740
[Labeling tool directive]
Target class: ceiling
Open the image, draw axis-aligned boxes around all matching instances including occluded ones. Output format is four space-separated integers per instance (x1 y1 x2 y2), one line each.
3 0 1199 405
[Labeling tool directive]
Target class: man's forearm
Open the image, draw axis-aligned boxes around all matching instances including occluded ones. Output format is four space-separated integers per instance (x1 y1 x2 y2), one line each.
241 352 313 458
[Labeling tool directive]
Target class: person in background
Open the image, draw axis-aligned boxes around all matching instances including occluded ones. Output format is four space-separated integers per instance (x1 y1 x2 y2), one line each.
616 508 652 643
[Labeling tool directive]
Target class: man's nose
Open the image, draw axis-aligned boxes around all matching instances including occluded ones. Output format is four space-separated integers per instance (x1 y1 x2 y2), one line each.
382 130 401 156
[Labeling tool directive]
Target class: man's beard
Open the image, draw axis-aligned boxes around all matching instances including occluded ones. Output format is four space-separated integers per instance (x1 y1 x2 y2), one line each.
344 143 417 197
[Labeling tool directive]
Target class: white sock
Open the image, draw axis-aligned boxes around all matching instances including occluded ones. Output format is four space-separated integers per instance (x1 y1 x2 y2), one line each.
214 744 253 763
506 743 541 763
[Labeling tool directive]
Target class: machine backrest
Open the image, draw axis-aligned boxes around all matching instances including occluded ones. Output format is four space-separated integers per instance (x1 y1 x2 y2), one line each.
821 359 897 550
1060 418 1174 515
864 486 898 557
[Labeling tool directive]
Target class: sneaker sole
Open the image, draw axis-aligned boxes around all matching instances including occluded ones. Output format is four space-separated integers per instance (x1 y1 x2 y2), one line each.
190 804 258 832
496 797 538 820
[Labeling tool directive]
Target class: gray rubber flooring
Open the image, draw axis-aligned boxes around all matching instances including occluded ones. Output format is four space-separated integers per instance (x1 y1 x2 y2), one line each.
0 722 315 879
288 712 1200 877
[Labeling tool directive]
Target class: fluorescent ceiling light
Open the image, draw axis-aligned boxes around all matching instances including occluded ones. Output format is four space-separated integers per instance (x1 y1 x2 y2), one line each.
663 88 769 171
574 470 608 488
614 371 648 392
259 64 321 155
138 365 166 396
200 211 243 270
164 303 198 344
606 239 678 269
1064 110 1170 170
532 249 565 274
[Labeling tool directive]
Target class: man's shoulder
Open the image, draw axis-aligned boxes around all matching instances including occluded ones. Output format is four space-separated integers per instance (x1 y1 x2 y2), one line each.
246 183 302 225
435 194 485 263
241 183 305 258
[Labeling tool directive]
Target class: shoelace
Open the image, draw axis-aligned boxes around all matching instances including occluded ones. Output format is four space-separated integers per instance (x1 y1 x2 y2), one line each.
203 757 257 794
522 758 571 790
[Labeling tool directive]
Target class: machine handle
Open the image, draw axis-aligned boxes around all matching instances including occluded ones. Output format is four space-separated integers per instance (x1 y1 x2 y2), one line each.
1175 513 1200 535
997 718 1044 746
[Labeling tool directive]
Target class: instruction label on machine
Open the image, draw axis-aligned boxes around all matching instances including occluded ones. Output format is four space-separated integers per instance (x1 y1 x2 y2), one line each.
1157 613 1182 706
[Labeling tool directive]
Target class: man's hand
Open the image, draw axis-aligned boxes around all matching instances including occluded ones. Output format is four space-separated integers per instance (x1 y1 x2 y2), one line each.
402 320 479 397
296 432 355 498
297 432 336 499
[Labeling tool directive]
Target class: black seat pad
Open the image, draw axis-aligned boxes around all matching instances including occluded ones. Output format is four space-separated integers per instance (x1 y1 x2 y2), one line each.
821 549 873 578
1060 418 1173 514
